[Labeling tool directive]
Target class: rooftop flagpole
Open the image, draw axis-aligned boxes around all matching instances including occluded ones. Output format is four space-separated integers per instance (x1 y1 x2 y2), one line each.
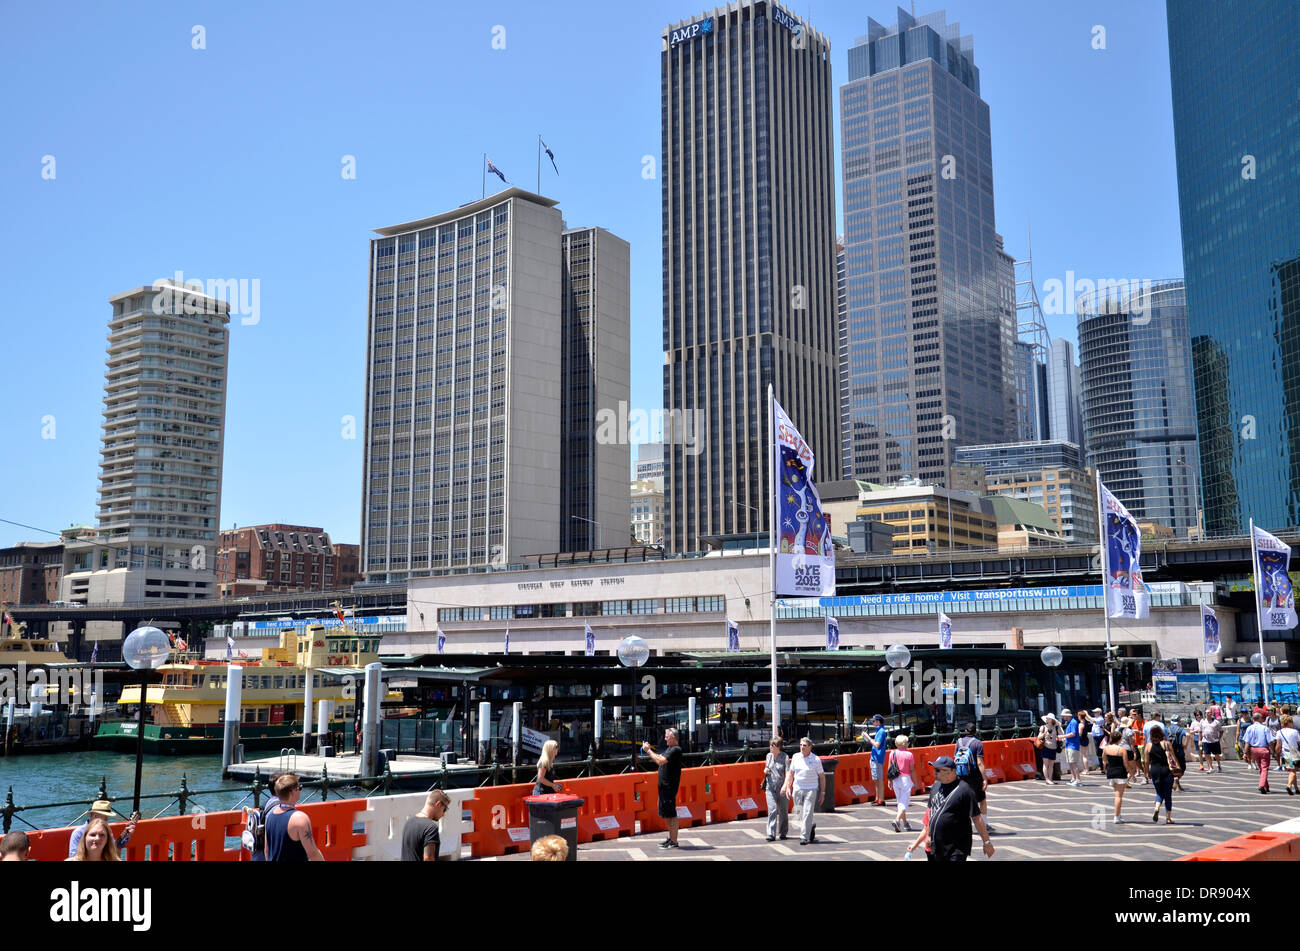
482 153 486 199
537 134 542 194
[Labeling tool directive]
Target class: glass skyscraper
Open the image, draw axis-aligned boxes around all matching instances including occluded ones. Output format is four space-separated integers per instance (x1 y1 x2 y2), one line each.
1168 1 1300 534
839 9 1016 486
662 0 839 554
1077 280 1200 537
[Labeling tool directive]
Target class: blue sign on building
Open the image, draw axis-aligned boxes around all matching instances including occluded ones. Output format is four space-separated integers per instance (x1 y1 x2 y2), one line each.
770 4 801 34
669 16 714 47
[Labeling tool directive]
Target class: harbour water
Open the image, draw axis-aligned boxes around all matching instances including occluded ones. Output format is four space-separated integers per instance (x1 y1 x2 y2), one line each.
2 752 261 829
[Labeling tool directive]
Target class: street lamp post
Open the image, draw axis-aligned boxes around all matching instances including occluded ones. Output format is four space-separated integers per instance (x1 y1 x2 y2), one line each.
122 626 172 811
617 635 649 772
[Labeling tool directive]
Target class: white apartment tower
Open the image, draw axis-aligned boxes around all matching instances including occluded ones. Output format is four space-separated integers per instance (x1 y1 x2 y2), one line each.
62 281 230 603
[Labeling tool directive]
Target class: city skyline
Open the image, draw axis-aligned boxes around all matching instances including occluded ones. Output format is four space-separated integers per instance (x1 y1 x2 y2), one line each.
0 2 1184 549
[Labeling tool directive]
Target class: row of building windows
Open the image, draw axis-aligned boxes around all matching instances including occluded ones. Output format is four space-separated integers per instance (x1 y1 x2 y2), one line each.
438 595 726 622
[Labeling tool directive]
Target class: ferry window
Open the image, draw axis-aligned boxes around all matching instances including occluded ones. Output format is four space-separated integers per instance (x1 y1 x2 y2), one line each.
261 676 272 689
243 709 256 723
257 707 269 723
328 640 338 652
313 676 321 688
274 676 284 689
195 675 205 687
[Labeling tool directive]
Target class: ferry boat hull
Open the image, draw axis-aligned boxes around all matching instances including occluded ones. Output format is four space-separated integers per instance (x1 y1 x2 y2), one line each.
92 719 347 755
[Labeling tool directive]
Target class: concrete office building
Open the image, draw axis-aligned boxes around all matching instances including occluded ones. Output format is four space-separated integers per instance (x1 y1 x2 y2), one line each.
1077 280 1200 538
956 440 1097 545
634 442 665 491
662 0 840 554
1046 337 1084 448
630 478 665 546
560 226 632 553
1169 1 1300 536
62 281 230 604
362 190 630 581
839 9 1017 485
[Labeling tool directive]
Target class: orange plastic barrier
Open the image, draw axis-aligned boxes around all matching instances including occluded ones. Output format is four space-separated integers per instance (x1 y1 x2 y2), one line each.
995 739 1039 781
25 826 77 862
639 765 710 833
462 782 536 858
831 752 878 805
122 810 245 861
25 797 367 862
708 761 769 822
296 798 368 861
557 774 647 843
1177 831 1300 862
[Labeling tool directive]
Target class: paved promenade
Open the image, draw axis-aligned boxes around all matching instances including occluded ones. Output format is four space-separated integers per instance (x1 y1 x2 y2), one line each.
491 761 1299 861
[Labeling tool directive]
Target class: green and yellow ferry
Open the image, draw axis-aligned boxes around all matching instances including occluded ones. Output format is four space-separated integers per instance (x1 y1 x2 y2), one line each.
94 622 380 755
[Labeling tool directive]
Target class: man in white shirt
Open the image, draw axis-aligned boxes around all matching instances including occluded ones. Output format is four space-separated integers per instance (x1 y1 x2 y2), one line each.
781 737 825 846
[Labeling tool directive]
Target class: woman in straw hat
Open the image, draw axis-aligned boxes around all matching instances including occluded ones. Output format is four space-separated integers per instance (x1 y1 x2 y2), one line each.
66 800 138 859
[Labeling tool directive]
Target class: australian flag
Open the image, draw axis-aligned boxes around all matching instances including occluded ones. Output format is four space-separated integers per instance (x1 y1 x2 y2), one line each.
584 623 595 656
487 157 508 184
726 618 740 653
825 616 839 651
541 138 558 175
939 612 953 649
436 627 446 655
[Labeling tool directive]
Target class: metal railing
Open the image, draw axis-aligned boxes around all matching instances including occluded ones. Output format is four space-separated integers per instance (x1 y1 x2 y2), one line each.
3 717 1049 836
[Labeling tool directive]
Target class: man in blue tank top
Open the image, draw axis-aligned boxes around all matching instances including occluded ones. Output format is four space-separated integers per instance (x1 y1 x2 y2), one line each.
265 773 325 862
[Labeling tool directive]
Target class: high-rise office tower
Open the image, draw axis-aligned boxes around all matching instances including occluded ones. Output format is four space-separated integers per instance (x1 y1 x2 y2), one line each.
1046 337 1084 448
1077 280 1200 537
662 0 839 554
362 189 630 581
1013 341 1049 442
839 9 1016 486
1168 1 1300 534
62 281 230 603
560 226 632 552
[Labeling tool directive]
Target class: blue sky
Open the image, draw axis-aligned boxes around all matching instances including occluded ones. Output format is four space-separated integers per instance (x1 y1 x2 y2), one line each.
0 1 1183 548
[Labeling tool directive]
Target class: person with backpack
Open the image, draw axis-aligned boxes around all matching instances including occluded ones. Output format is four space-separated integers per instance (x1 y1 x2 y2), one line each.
954 722 992 832
242 771 283 862
1145 723 1179 823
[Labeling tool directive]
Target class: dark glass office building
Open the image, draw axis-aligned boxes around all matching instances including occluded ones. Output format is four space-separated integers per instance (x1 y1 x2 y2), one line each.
662 0 840 553
1077 280 1201 538
1168 2 1300 534
839 9 1017 485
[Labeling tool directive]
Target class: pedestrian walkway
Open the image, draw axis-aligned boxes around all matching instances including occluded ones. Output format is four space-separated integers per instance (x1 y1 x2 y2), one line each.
491 762 1298 861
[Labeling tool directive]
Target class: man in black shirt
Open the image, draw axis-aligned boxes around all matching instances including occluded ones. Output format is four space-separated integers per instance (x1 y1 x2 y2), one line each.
644 728 684 850
926 756 994 862
401 789 451 861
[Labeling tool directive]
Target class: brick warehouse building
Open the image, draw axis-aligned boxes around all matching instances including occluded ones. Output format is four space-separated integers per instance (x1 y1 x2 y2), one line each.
216 525 360 597
0 542 64 605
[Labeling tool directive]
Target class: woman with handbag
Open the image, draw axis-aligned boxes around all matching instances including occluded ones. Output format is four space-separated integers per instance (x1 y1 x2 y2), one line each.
1145 724 1179 824
762 737 790 842
886 734 924 833
1037 713 1063 784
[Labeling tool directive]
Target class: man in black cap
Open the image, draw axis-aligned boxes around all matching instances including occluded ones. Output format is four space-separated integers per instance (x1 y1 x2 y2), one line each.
925 756 994 862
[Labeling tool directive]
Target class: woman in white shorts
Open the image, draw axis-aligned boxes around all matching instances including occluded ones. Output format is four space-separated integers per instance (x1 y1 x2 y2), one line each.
1103 729 1134 822
885 734 924 833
